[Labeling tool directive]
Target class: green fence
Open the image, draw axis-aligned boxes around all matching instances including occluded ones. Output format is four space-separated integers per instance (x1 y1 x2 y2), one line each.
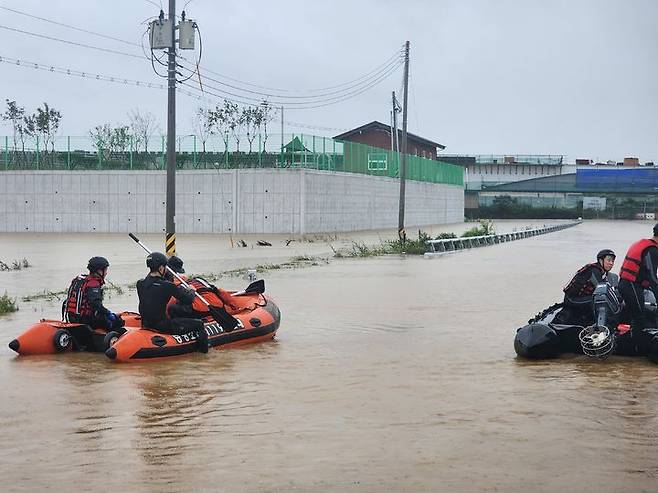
0 134 463 187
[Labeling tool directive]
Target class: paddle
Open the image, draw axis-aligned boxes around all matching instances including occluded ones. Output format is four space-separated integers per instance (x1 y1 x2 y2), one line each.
128 233 239 332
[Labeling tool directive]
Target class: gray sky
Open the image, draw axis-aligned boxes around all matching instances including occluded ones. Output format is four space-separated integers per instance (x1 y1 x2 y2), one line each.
1 0 657 162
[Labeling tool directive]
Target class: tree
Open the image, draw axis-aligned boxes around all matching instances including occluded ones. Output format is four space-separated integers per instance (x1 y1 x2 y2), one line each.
192 106 214 154
89 123 132 159
242 107 259 153
258 101 276 150
2 100 25 151
90 123 113 153
34 102 62 153
222 101 243 152
210 101 236 155
128 108 160 153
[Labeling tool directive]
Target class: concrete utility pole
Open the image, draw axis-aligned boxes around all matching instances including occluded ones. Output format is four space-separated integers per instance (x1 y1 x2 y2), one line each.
397 40 410 242
391 90 401 155
281 105 284 154
165 0 177 256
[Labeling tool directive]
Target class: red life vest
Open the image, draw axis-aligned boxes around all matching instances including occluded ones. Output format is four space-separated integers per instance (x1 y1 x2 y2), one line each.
620 238 658 286
63 274 103 320
563 263 604 296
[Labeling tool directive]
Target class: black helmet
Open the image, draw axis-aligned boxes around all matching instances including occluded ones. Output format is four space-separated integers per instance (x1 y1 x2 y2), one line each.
167 255 185 273
597 249 616 261
87 256 109 272
146 252 168 270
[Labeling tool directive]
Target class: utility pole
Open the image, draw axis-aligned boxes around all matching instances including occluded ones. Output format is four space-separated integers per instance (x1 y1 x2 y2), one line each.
150 1 195 255
281 105 284 154
165 0 177 256
392 90 401 156
397 40 410 243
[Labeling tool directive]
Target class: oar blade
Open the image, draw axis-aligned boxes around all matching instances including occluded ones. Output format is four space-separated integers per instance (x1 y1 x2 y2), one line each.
209 306 239 332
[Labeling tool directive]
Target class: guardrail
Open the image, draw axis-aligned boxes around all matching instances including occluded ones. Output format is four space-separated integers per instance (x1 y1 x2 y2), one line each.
424 220 582 258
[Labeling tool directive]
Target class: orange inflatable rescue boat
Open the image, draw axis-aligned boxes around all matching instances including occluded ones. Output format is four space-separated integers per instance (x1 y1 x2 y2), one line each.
8 312 141 355
107 285 280 362
9 280 281 362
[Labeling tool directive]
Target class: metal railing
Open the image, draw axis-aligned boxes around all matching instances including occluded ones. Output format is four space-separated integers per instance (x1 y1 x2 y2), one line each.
424 220 582 257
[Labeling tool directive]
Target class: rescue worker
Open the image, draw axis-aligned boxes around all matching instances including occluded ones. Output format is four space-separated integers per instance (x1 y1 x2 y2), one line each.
165 255 197 318
553 249 616 326
167 255 185 276
136 252 209 353
63 256 125 331
618 224 658 361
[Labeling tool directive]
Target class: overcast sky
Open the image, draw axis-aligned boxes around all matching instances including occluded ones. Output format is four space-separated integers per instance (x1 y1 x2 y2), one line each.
1 0 657 162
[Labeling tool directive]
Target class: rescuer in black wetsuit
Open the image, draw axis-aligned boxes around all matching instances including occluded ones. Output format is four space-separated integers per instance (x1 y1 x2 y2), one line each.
553 249 616 326
618 224 658 361
136 252 208 353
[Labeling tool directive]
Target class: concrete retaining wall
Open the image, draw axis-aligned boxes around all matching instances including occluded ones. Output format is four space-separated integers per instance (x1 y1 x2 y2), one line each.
0 169 464 234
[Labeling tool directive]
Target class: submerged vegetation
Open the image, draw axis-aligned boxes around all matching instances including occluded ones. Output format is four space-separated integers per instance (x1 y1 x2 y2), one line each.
0 293 18 314
332 221 497 258
0 258 31 271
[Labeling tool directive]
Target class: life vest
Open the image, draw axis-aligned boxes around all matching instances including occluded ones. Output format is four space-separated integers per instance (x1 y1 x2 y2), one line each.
620 238 658 286
563 263 604 296
169 276 226 313
63 274 103 321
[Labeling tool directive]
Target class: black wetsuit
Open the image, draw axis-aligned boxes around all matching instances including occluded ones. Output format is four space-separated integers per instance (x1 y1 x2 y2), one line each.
618 246 658 357
136 275 208 351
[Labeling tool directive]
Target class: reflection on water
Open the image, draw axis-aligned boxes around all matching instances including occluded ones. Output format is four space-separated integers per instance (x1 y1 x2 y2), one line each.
1 221 658 491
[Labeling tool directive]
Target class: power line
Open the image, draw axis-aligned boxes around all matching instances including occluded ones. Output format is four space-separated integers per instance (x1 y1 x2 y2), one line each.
1 7 406 99
0 5 142 48
0 54 165 89
181 60 403 108
177 52 403 101
178 45 406 94
0 24 144 59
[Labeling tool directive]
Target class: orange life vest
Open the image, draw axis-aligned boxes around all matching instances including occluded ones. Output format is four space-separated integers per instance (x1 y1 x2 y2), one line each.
169 276 225 313
620 238 658 286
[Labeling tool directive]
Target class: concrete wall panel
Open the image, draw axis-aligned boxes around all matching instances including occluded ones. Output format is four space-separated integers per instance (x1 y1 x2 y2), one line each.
0 170 464 234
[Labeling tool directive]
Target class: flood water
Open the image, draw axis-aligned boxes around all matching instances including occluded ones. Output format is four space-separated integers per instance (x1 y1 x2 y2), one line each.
1 221 657 492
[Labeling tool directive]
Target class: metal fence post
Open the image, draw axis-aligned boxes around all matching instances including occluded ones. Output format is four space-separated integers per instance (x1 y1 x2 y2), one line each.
161 135 165 169
312 134 316 169
193 135 197 167
36 136 40 170
97 139 101 169
302 134 306 168
4 136 8 170
333 139 336 171
67 136 71 169
129 135 134 170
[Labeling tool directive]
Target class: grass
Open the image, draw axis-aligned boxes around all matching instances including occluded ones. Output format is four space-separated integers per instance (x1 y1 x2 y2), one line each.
0 292 18 314
461 219 496 238
21 280 126 303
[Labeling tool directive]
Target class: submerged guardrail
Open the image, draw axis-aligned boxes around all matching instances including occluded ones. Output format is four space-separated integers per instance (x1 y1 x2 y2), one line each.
424 220 582 258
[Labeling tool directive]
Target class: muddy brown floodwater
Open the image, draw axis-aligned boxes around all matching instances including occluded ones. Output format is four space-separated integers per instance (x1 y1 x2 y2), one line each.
1 221 657 492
